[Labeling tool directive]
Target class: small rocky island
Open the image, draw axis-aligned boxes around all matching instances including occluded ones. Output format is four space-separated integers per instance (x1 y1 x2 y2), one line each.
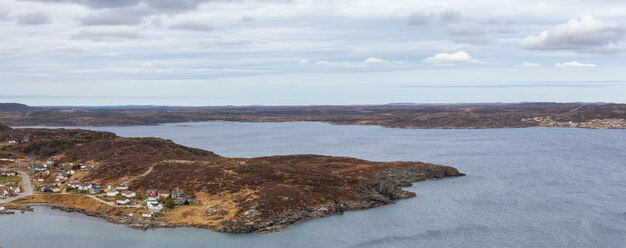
0 123 464 233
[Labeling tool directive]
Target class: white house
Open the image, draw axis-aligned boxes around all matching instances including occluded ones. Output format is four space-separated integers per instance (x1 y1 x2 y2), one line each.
122 191 136 198
8 140 18 145
106 190 119 197
142 212 153 218
147 195 160 204
116 184 129 191
147 203 163 212
116 198 130 205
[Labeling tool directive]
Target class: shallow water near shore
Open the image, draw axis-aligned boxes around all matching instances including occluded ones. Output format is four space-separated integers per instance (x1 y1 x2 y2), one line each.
2 122 626 248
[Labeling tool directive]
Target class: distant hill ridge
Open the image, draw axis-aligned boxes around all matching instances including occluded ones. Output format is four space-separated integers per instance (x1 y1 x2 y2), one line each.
0 103 31 111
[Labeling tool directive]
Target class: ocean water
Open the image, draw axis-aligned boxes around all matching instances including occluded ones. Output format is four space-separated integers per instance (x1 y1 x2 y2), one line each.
1 122 625 248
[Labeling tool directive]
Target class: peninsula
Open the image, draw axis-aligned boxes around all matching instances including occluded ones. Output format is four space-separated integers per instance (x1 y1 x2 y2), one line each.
0 124 464 233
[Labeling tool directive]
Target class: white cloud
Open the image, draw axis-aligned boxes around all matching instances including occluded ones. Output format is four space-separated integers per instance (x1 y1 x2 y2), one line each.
312 57 390 68
55 43 89 53
363 57 389 65
407 12 429 26
522 15 624 53
517 62 541 68
72 26 141 41
169 20 213 31
422 51 476 64
15 11 50 25
554 61 598 68
76 10 146 26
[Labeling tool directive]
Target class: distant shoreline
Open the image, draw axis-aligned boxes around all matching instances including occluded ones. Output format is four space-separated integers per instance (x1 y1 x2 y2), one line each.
1 102 625 129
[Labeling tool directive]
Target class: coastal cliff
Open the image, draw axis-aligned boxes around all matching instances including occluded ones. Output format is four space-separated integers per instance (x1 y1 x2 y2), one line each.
0 126 464 233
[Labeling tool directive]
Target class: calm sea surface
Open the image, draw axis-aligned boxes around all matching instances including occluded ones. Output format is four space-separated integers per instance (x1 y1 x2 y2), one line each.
1 122 625 248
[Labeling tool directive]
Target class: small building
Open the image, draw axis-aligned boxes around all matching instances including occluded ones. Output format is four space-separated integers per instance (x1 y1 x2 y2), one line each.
142 212 153 218
116 198 130 205
89 185 103 194
8 140 18 145
116 184 129 191
157 190 170 198
147 195 160 204
68 180 80 189
147 203 163 212
145 189 158 197
1 171 17 177
122 191 136 198
106 190 119 197
79 183 92 191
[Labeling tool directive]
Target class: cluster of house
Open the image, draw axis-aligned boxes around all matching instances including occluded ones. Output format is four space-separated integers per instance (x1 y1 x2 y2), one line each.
524 117 626 129
141 189 196 218
0 181 21 199
0 171 21 199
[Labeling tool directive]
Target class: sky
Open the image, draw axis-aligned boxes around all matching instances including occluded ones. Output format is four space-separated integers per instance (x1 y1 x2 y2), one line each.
0 0 625 106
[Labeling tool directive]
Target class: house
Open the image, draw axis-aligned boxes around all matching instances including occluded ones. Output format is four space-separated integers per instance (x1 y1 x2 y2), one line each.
116 198 130 205
147 203 163 212
142 212 153 218
79 183 92 191
46 159 56 165
89 185 103 194
157 190 170 198
1 171 17 177
68 180 80 189
40 185 51 192
172 190 188 205
122 191 136 198
106 190 119 197
8 140 18 145
175 197 188 205
145 189 158 197
147 195 160 204
116 184 129 191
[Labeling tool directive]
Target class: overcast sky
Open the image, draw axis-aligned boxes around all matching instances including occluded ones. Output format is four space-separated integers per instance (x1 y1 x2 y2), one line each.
1 0 625 106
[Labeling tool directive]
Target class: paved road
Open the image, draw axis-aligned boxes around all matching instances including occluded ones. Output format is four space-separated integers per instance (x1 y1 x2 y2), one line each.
0 170 33 204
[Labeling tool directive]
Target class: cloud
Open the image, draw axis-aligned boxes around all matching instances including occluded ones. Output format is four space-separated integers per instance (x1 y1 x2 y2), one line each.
522 15 624 54
23 0 213 12
438 9 462 23
422 51 476 64
363 57 389 65
72 26 141 41
76 10 146 26
15 12 51 25
517 62 541 68
55 43 89 53
312 57 390 68
21 0 142 9
446 22 494 45
169 20 213 31
0 11 9 21
407 12 429 26
554 61 598 68
407 9 462 27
